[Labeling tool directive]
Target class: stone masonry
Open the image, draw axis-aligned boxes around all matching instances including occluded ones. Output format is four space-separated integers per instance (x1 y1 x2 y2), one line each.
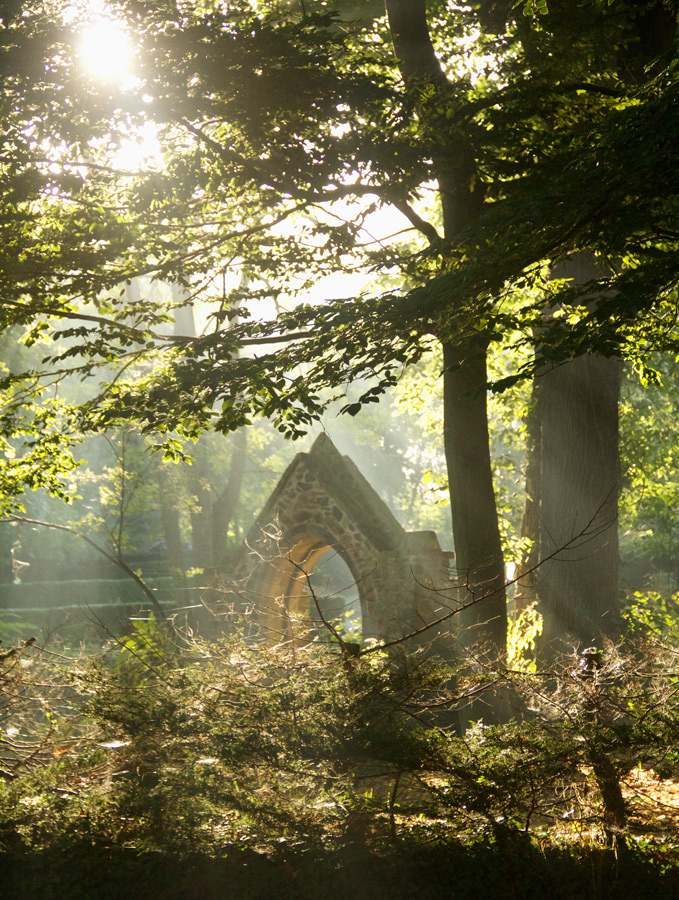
230 434 457 654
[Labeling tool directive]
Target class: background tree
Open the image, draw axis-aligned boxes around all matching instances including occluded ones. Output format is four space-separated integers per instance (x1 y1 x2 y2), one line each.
522 1 676 656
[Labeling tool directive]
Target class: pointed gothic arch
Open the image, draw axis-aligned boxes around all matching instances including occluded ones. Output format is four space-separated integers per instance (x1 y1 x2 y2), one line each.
232 434 457 653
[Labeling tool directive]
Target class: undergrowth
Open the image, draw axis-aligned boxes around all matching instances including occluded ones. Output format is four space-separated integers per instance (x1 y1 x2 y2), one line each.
2 614 679 887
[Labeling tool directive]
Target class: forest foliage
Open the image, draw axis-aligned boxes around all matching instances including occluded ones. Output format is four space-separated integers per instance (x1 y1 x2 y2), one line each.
0 0 677 489
2 0 679 891
4 611 679 880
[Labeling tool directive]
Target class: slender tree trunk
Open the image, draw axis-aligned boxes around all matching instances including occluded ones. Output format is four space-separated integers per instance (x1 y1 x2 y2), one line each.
213 427 248 570
189 443 215 577
157 475 187 596
443 343 506 650
170 288 215 579
171 284 248 579
514 378 542 610
386 0 507 655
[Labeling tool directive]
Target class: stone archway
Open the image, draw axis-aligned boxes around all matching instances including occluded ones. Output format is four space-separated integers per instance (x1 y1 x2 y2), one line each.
232 434 457 653
253 523 363 644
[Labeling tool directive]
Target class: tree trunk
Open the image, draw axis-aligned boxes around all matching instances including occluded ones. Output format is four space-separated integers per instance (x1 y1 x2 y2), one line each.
158 475 187 597
383 0 448 85
536 256 621 657
170 284 248 579
189 442 215 578
443 342 506 651
213 427 248 570
386 0 507 656
537 352 621 655
169 289 216 579
514 377 542 610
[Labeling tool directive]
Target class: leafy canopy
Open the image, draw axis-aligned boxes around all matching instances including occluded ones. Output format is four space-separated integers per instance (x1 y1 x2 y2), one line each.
0 0 678 506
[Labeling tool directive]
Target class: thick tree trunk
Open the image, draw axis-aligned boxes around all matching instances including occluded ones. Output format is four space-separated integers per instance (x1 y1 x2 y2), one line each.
536 256 621 657
384 0 448 85
537 352 621 655
529 0 672 660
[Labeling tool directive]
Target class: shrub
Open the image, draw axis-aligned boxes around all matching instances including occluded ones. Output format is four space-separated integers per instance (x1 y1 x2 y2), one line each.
2 621 679 859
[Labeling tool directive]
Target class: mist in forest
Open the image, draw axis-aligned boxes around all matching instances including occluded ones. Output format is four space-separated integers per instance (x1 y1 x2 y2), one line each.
0 354 676 653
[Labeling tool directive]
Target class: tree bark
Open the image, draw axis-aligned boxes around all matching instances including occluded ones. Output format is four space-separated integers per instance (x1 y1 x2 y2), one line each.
169 289 215 578
213 427 248 570
537 352 621 655
189 442 215 577
157 476 188 596
385 0 507 655
514 377 541 610
536 256 621 657
443 343 506 649
171 284 248 578
384 0 448 85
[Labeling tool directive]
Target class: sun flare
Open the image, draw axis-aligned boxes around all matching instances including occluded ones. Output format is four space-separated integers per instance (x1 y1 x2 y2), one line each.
80 18 131 81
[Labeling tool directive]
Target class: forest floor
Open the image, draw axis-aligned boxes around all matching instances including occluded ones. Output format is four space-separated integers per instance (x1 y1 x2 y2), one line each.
624 767 679 841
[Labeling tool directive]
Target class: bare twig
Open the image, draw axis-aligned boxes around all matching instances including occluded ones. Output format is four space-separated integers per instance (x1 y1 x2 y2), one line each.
1 515 168 621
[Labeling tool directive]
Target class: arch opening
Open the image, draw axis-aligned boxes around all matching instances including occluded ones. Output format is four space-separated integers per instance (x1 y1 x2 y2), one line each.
256 528 364 645
307 548 361 643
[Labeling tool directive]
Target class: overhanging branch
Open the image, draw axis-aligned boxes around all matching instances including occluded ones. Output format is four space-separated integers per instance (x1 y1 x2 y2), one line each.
0 515 168 622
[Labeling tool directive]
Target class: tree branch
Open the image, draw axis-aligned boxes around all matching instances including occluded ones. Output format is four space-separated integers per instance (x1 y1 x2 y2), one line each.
0 515 168 622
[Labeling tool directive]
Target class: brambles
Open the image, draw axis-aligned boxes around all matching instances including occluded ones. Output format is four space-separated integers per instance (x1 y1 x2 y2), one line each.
1 621 679 860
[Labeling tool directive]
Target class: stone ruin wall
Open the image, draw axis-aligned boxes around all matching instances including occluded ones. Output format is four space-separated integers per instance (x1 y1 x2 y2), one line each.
230 435 458 655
